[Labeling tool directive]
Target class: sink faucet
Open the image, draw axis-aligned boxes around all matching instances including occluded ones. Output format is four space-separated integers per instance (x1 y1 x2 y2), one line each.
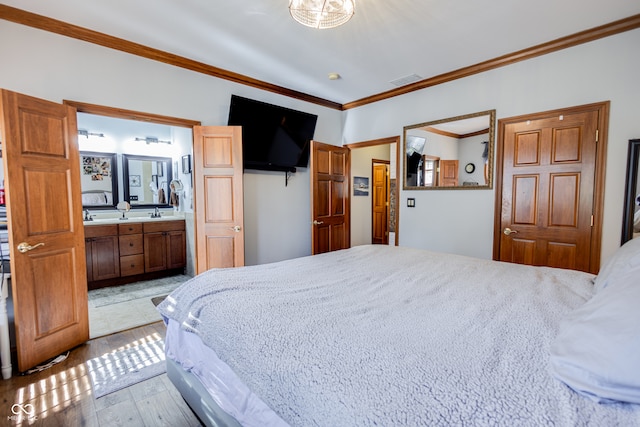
151 207 162 218
84 209 93 221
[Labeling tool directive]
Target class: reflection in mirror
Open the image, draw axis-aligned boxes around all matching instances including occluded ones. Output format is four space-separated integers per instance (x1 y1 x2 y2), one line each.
122 154 173 207
80 152 118 207
622 139 640 244
403 110 495 190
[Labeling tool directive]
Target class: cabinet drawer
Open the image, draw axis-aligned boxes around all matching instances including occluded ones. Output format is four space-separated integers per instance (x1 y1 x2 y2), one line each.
120 254 145 277
84 224 118 238
119 223 143 235
119 234 143 256
144 220 185 233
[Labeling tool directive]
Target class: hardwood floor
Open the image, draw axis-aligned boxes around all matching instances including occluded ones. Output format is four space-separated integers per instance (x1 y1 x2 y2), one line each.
0 322 202 426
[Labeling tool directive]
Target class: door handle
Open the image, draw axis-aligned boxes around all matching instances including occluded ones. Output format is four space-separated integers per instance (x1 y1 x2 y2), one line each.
503 227 518 236
17 242 45 253
313 220 324 225
231 225 242 232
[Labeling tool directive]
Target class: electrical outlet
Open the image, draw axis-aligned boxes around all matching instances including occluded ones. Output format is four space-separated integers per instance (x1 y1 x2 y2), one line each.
407 198 415 207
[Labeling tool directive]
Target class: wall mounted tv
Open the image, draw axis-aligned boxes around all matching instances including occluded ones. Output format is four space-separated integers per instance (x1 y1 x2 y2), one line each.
227 95 318 173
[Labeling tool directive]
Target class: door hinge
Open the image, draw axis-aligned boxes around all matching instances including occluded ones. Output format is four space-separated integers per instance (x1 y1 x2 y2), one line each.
591 215 594 227
385 202 389 207
595 130 599 143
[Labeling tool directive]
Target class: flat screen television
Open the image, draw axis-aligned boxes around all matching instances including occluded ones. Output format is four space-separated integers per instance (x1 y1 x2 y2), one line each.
227 95 318 173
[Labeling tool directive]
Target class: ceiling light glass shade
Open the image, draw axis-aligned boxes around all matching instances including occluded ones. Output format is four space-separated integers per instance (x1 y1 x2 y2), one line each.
289 0 355 29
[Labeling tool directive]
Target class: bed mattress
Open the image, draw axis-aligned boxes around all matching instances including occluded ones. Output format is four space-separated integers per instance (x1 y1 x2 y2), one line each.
158 245 640 426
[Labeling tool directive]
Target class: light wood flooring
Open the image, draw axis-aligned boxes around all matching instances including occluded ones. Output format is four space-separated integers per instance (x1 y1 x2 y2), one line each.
0 322 202 426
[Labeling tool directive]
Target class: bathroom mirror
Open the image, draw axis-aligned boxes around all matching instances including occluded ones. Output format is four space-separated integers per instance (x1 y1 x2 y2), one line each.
80 151 118 207
622 139 640 244
122 154 173 207
403 110 495 190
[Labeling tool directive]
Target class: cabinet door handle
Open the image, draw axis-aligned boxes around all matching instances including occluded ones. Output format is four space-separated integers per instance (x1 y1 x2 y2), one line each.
129 242 134 247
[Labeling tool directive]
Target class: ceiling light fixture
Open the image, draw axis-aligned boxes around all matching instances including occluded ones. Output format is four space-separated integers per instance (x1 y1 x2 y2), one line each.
289 0 355 29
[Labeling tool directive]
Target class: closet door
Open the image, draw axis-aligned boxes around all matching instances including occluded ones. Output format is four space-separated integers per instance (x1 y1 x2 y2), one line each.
0 89 89 372
193 126 244 273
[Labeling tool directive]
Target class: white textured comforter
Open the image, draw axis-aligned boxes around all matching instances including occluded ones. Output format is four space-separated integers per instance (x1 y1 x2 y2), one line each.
158 245 640 426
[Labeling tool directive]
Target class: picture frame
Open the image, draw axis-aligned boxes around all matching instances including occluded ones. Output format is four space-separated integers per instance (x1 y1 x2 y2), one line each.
354 176 369 196
129 174 141 187
182 154 192 174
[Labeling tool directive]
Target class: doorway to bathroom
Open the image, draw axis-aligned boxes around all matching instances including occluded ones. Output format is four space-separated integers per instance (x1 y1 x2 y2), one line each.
73 103 198 337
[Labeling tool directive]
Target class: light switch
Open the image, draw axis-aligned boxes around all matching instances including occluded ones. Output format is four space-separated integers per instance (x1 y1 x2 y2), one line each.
407 198 415 207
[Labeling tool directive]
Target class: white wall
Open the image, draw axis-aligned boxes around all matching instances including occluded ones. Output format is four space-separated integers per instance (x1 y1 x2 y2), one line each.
2 20 639 267
0 20 343 266
343 28 640 264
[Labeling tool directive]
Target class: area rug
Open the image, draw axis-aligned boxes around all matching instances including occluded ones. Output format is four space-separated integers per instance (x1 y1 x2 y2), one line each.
87 337 166 398
151 295 168 307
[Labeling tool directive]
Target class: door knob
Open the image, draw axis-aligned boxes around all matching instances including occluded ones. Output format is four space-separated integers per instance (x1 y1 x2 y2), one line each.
17 242 45 253
503 227 518 236
313 220 324 225
231 225 242 232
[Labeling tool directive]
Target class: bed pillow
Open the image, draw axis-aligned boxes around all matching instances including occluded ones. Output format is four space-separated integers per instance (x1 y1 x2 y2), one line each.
81 192 106 205
549 270 640 404
593 237 640 292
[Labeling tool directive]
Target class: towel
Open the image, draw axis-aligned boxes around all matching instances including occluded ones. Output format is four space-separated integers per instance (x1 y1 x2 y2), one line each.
158 188 166 204
170 190 179 207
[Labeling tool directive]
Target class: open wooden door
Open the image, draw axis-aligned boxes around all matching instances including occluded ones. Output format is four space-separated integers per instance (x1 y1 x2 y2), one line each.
372 162 389 244
311 141 350 254
193 126 244 273
494 102 608 273
0 90 88 372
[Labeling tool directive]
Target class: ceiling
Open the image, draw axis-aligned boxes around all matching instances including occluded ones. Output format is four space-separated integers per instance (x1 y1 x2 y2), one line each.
2 1 639 107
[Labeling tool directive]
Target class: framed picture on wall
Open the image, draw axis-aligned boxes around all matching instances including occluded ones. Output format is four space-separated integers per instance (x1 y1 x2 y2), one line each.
354 176 369 196
182 154 192 174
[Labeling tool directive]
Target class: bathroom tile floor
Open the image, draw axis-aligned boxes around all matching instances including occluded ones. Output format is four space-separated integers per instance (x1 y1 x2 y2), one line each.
88 274 190 338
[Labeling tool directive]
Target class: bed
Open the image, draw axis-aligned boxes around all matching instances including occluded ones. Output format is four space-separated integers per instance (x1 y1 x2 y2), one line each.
157 242 640 426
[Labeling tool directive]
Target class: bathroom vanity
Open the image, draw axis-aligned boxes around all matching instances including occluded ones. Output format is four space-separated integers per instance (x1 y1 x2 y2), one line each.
84 218 186 290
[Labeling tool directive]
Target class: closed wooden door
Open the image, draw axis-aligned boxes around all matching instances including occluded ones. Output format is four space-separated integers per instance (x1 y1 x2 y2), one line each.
372 162 389 244
494 103 608 273
193 126 244 273
311 141 350 254
439 160 459 186
0 89 88 372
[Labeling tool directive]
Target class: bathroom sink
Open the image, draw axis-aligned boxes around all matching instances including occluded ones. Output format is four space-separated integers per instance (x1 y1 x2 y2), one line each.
83 215 182 225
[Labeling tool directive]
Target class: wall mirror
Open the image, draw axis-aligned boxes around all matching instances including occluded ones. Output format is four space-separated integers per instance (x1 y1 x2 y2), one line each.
80 151 118 207
122 154 173 207
403 110 496 190
622 139 640 244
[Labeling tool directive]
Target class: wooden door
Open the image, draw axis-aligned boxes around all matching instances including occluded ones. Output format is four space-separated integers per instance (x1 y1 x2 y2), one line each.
372 162 389 244
0 90 88 372
193 126 244 273
439 160 459 186
311 141 350 254
494 103 608 273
